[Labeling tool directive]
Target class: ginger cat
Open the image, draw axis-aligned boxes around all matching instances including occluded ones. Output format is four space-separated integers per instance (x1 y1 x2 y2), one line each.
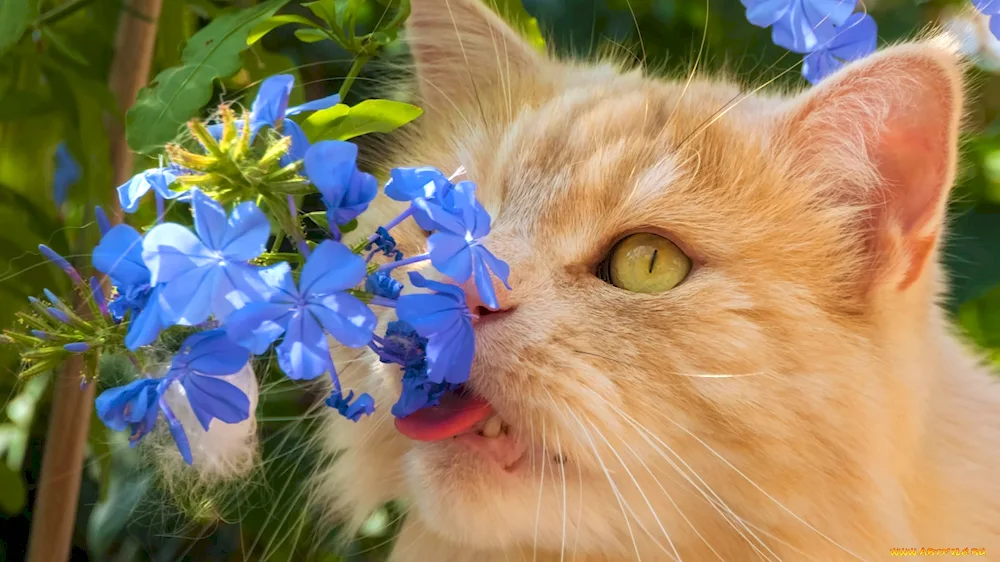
300 1 1000 559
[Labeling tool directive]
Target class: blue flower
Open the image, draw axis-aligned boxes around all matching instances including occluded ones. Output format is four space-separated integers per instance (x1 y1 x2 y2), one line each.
394 365 455 418
95 206 112 236
801 13 877 84
365 271 403 300
94 330 250 465
742 0 856 53
415 181 510 310
39 244 82 284
92 224 167 349
384 166 456 231
326 390 375 422
973 0 1000 39
396 272 475 384
64 342 90 352
209 74 340 164
117 167 188 214
225 240 377 380
303 141 378 228
141 189 274 326
365 227 402 261
95 378 162 446
374 320 457 418
89 276 109 318
53 143 81 208
164 329 251 435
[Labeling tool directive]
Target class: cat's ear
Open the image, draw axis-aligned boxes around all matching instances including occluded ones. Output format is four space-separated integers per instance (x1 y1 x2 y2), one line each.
780 39 965 293
406 0 549 117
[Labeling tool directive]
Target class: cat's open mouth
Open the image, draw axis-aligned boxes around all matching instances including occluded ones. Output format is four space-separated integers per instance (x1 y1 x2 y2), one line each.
394 390 527 471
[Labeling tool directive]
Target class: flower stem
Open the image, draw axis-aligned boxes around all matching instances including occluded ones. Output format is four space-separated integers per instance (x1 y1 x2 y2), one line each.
370 207 413 244
338 55 369 100
368 296 397 308
376 253 429 273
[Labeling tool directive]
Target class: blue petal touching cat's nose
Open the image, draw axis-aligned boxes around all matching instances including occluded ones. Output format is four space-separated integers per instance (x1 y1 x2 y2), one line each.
464 276 516 321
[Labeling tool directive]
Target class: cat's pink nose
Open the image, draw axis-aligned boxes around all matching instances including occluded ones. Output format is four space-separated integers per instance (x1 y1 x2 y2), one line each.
464 279 515 322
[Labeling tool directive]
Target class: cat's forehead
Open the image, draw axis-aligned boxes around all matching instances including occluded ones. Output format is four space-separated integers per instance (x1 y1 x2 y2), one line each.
472 78 787 252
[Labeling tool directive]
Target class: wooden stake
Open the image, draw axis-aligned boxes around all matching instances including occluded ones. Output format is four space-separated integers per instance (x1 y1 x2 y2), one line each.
27 1 162 560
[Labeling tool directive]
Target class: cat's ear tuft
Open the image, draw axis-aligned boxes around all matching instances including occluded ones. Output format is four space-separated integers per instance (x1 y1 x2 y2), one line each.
781 39 966 293
406 0 549 117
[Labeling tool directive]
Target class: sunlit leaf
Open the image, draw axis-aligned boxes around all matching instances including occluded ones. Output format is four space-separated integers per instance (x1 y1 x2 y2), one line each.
301 103 350 140
0 0 31 58
248 14 319 45
306 100 421 141
294 28 329 43
125 0 291 154
484 0 546 52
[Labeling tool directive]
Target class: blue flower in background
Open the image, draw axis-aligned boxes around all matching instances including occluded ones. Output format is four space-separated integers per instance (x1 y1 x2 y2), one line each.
801 13 878 84
92 224 168 350
396 272 475 385
118 166 187 214
164 329 251 434
52 143 81 208
225 240 376 380
973 0 1000 39
303 141 378 229
141 189 273 326
96 378 161 446
742 0 855 52
416 181 510 310
209 74 340 163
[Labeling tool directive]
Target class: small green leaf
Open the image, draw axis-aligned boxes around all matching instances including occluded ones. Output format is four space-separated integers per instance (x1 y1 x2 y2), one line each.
0 0 31 58
125 0 291 154
301 103 350 140
339 218 358 234
248 14 319 45
0 464 26 514
294 28 329 43
484 0 545 52
311 100 422 141
302 0 338 25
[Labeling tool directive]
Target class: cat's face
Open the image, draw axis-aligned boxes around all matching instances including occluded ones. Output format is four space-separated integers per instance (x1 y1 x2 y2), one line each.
333 0 964 556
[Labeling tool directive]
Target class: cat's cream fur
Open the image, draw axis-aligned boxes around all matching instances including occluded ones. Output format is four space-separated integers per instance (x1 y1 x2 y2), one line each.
267 1 1000 560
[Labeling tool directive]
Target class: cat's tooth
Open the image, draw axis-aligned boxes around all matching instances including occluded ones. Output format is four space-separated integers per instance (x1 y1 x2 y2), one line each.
482 415 503 438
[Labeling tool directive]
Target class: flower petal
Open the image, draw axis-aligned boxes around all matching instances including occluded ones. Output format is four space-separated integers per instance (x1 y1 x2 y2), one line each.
303 140 358 203
283 120 311 165
220 201 270 261
191 190 228 252
476 246 511 289
180 373 251 431
744 0 791 27
225 301 292 354
473 255 500 311
427 232 473 283
252 74 294 128
299 240 367 295
276 311 330 380
141 223 213 286
156 264 218 326
309 293 376 348
93 224 149 286
124 287 166 350
285 93 341 116
384 167 451 202
173 328 250 376
425 325 475 384
407 271 467 301
95 378 159 431
827 13 877 60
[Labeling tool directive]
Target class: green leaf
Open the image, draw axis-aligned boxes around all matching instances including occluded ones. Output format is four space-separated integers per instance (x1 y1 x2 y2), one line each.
302 0 338 25
308 100 421 141
301 103 350 140
125 0 291 154
294 28 329 43
0 463 26 514
0 0 31 58
483 0 545 52
248 14 319 45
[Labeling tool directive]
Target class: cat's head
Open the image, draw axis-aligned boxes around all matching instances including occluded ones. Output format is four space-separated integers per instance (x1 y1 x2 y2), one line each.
335 0 966 555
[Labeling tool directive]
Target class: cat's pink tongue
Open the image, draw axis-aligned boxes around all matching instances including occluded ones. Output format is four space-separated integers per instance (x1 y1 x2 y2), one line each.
394 393 493 442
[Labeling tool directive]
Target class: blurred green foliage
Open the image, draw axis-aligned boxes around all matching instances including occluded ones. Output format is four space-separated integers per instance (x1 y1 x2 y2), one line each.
0 0 997 561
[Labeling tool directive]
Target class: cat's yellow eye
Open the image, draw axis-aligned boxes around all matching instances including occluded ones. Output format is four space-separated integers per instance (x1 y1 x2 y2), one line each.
597 233 691 294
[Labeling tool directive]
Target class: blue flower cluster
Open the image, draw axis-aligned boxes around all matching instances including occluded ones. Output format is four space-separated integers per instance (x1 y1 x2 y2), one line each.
740 0 877 84
55 75 511 464
974 0 1000 40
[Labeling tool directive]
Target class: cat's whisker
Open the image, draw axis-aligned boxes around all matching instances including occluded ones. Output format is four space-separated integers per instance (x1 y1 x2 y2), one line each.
444 0 490 128
580 415 684 561
662 415 867 560
555 427 569 562
575 385 780 561
532 416 548 562
561 402 647 561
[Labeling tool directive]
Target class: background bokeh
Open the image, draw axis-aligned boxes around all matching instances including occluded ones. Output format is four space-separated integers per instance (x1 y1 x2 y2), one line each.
0 0 998 560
